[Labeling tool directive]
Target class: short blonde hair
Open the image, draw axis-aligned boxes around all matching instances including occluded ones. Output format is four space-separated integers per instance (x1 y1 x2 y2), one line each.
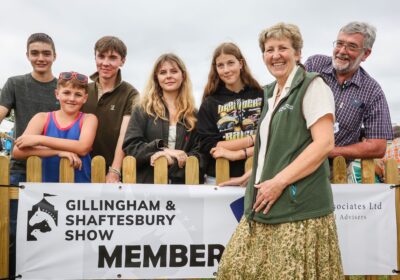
258 23 303 53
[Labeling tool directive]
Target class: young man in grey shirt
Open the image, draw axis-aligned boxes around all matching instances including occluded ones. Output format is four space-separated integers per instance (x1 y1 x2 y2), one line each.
0 33 60 183
0 33 59 278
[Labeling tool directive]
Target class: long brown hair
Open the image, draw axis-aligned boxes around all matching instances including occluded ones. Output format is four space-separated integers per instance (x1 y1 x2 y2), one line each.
203 42 262 102
141 53 197 131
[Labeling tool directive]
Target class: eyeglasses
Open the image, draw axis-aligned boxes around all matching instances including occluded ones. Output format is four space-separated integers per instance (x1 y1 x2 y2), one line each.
59 72 88 84
333 40 364 52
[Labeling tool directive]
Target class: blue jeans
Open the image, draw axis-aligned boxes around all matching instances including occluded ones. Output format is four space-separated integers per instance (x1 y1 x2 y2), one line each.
9 172 25 278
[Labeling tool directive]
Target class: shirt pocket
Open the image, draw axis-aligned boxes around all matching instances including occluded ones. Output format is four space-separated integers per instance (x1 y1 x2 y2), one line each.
337 100 365 133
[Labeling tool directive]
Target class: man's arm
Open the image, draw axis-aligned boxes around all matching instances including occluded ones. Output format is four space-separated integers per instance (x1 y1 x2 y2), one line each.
329 139 387 159
106 115 130 183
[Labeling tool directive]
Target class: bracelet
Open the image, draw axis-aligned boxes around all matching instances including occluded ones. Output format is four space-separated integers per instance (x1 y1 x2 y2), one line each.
108 166 121 177
243 148 248 159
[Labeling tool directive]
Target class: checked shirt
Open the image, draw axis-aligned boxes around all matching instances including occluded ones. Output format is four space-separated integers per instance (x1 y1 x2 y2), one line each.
305 55 393 146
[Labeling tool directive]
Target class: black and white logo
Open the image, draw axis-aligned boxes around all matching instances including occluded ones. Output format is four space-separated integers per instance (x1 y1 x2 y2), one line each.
27 193 58 241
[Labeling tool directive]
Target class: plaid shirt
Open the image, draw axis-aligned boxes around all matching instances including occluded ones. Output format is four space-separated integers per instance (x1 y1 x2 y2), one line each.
305 55 393 146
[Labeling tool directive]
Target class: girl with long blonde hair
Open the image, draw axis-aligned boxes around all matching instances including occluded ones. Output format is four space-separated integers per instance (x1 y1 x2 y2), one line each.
123 53 204 183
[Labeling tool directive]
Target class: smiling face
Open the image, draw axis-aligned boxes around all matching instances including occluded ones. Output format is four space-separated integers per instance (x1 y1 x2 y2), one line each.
332 32 371 77
95 50 125 81
215 53 244 92
262 37 300 85
26 42 56 75
56 83 88 115
157 60 184 96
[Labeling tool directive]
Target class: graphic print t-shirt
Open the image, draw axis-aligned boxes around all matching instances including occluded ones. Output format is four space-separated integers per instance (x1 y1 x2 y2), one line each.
197 85 263 177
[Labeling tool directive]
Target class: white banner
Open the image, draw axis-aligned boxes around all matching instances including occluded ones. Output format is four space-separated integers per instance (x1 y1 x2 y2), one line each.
16 183 397 279
17 183 243 279
333 184 397 275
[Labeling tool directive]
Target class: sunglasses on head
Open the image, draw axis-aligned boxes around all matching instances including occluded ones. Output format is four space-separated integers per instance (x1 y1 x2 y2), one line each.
59 71 88 84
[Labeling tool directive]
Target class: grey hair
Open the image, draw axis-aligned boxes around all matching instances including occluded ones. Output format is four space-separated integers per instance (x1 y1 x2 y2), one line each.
339 21 376 49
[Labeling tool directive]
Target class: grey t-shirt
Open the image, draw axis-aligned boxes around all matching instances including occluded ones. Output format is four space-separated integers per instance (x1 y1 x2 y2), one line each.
0 73 59 172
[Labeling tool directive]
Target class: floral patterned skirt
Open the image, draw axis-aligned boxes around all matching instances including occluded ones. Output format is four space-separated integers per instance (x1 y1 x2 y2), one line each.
216 213 344 280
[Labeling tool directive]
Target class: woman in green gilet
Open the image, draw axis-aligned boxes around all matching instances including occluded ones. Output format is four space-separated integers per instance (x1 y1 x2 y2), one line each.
217 23 344 280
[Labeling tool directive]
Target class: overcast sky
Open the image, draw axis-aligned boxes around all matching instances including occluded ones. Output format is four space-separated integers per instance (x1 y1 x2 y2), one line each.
1 0 399 122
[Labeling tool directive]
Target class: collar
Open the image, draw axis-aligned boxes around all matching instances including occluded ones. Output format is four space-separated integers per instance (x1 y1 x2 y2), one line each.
90 69 123 91
273 65 300 99
218 84 250 96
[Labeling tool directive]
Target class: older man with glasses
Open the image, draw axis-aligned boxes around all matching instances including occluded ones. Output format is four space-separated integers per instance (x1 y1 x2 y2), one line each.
305 21 393 163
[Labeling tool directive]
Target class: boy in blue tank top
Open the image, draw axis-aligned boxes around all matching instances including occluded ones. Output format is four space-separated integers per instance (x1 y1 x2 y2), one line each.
13 71 98 182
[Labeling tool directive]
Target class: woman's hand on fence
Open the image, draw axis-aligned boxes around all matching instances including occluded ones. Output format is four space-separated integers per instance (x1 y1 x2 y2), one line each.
210 147 242 161
151 151 174 166
106 171 120 183
150 151 164 166
58 151 82 170
15 135 42 148
163 148 188 168
253 177 286 215
174 151 188 168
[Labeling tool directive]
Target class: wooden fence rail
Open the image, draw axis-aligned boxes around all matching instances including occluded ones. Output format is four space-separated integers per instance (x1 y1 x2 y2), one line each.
0 155 10 279
0 155 399 279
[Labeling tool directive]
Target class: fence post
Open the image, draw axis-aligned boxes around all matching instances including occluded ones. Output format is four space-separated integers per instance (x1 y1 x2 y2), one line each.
27 156 42 183
332 156 347 184
245 156 253 173
91 156 106 183
216 158 229 185
154 157 168 184
361 159 378 280
361 159 375 184
0 156 10 278
386 159 400 280
185 156 199 185
122 156 136 184
331 157 349 280
60 158 74 183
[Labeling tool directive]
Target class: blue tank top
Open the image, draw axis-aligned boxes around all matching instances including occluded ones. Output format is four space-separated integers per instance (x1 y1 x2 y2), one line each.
42 111 91 182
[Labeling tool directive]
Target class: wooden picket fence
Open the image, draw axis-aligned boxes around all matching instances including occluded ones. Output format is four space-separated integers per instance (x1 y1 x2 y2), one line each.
0 155 399 279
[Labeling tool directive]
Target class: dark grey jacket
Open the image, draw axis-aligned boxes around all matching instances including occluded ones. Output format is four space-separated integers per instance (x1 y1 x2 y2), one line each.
122 105 205 184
